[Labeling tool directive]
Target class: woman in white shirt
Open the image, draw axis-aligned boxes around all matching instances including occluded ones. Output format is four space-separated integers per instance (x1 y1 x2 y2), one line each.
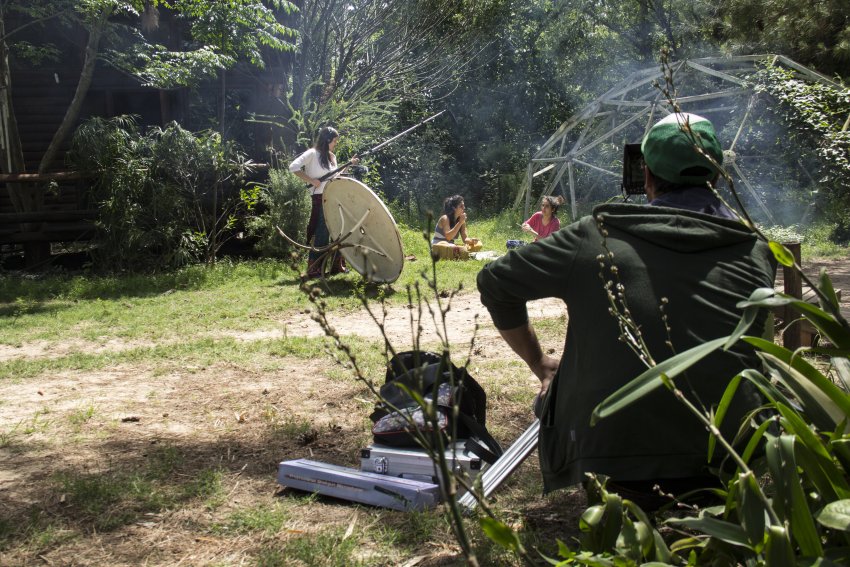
289 127 358 278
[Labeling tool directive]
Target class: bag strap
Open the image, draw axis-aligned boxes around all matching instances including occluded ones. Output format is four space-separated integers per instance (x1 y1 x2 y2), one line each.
385 351 445 384
456 412 503 464
464 438 500 465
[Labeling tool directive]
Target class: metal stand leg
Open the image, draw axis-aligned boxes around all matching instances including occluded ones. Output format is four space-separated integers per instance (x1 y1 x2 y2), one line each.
457 419 540 511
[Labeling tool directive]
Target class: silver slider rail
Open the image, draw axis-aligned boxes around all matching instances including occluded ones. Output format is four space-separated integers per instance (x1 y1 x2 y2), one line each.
457 419 540 512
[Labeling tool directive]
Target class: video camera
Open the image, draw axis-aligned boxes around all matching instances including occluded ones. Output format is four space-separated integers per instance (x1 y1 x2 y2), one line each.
621 143 646 196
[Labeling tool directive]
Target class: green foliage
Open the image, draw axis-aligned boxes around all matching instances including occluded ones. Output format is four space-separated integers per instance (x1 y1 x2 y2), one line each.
267 0 523 213
801 223 850 259
9 41 61 65
177 0 297 67
759 224 805 245
539 267 850 564
50 446 228 532
215 503 290 535
716 0 850 77
245 168 311 257
759 222 850 259
1 0 298 178
67 405 95 427
119 45 236 89
753 66 850 242
182 468 225 505
754 67 850 175
282 530 361 566
379 123 471 222
276 75 398 156
69 116 255 271
98 0 298 89
479 517 525 555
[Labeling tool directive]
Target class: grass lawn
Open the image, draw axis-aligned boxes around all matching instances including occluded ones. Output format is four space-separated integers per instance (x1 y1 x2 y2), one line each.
1 215 847 566
0 219 586 566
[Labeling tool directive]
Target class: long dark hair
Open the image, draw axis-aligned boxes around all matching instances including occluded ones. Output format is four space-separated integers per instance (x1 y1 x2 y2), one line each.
442 194 464 226
314 126 339 169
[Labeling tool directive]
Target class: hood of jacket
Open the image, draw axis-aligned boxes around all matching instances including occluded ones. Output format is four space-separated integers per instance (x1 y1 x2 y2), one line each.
592 202 758 254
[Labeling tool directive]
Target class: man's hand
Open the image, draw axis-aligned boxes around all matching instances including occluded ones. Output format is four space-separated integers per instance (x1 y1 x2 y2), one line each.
530 354 559 395
496 322 560 396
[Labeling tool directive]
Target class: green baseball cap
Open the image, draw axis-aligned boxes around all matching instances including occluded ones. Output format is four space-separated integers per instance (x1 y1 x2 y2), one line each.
641 113 723 185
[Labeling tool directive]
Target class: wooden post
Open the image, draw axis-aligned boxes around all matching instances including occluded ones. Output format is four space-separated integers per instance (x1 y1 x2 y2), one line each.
567 160 577 221
782 241 803 350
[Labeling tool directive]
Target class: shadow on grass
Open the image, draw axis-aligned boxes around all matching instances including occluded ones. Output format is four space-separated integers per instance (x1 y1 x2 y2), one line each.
0 260 297 305
0 420 366 552
276 274 401 300
0 419 588 565
0 302 67 319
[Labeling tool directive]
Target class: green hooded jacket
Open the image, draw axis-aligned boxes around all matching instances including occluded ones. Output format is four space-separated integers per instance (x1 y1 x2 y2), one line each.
477 203 777 491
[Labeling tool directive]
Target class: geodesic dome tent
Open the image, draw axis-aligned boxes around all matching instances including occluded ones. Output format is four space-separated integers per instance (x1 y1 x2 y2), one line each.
519 54 843 225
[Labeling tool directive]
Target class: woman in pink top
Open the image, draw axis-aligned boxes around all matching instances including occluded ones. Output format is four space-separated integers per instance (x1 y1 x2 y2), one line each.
521 195 565 241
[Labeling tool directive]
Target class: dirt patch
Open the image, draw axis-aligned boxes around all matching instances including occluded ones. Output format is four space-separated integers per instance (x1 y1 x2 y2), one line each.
0 338 155 363
0 287 572 565
2 255 848 565
0 297 566 364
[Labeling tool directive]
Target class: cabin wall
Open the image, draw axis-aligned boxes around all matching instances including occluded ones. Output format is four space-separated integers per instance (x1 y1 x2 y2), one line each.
0 11 288 257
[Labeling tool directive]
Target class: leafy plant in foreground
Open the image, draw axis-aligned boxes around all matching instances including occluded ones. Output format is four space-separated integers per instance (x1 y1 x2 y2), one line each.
530 55 850 566
245 167 311 258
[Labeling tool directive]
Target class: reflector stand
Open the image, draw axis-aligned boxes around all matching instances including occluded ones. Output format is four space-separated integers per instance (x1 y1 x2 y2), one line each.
457 419 540 512
333 205 393 260
276 177 404 283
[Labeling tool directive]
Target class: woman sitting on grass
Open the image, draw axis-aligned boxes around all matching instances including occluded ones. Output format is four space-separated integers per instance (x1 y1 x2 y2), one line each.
521 195 565 241
431 195 480 260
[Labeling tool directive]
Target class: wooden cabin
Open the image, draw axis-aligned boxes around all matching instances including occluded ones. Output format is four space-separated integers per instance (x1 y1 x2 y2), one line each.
0 9 289 267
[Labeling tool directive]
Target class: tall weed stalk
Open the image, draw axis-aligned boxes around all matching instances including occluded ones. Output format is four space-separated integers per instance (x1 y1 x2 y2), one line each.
288 221 526 566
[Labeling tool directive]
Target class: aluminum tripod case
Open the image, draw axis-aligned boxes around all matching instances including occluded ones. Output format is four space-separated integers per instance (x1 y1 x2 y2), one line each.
457 419 539 511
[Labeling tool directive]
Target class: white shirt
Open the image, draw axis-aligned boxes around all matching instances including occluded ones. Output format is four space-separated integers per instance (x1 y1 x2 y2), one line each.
288 148 337 195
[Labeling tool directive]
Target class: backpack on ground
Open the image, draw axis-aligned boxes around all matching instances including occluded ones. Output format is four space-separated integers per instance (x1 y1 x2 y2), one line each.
369 351 503 464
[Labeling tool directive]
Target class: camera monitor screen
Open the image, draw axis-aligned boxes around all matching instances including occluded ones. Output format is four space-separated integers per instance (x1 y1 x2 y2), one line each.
622 143 645 195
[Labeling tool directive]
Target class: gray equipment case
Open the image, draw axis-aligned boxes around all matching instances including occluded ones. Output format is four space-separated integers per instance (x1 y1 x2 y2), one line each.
360 441 483 484
277 459 440 511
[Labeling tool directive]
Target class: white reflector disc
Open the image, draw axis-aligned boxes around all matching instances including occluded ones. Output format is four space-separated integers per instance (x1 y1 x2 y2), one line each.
322 177 404 283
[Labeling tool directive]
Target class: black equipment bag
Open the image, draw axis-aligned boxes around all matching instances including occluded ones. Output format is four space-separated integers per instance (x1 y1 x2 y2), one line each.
370 351 503 463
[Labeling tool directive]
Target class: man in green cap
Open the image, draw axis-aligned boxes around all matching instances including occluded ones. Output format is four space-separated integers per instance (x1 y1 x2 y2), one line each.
477 113 776 509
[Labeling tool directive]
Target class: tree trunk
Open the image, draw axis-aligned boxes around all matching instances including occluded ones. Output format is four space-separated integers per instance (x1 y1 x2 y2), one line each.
0 13 29 191
219 70 226 139
636 0 653 62
1 11 50 267
38 8 109 174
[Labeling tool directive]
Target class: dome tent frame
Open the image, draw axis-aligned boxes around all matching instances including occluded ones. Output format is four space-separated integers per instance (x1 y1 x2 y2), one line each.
519 54 842 223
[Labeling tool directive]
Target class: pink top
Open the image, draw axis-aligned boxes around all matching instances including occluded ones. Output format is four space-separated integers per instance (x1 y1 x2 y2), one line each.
525 211 560 240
